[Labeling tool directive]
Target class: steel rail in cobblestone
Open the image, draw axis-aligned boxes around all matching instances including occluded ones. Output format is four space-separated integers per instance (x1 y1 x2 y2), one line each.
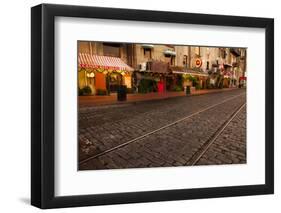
188 102 246 166
79 93 246 165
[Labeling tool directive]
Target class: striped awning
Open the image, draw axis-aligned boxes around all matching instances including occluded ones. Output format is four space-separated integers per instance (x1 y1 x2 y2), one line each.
78 53 134 72
170 66 208 76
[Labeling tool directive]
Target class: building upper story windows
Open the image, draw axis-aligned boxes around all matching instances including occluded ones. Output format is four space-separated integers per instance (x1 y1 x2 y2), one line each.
170 56 175 66
183 55 188 67
144 48 152 59
103 43 121 57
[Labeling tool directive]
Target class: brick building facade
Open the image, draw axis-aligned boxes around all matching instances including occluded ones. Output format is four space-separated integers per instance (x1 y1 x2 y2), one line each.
78 41 247 95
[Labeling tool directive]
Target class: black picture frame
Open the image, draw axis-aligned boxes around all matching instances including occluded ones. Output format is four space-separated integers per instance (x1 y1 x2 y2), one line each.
31 3 274 209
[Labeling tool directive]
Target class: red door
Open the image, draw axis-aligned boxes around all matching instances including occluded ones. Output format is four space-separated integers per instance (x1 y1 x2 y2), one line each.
157 80 164 93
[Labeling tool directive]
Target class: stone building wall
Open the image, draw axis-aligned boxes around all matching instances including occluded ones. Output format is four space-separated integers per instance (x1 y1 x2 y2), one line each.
174 45 189 67
134 44 176 68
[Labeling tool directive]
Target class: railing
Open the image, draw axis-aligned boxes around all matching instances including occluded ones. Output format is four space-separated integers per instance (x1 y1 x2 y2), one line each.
146 61 169 73
230 48 241 57
232 62 239 67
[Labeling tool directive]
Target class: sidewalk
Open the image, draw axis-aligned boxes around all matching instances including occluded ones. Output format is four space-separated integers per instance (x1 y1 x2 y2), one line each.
79 88 238 108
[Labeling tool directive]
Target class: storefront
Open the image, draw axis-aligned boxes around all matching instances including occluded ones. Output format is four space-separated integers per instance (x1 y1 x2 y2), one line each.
239 76 247 87
170 66 209 90
134 60 169 93
78 53 133 95
223 63 234 88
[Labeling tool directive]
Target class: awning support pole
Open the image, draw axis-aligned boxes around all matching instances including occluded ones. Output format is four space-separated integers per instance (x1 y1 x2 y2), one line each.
84 70 87 86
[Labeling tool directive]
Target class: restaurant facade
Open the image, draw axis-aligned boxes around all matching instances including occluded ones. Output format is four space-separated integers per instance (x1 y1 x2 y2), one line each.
78 42 135 95
78 41 247 95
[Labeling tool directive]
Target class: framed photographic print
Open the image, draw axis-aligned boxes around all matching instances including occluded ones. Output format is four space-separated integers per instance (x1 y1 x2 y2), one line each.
31 3 274 209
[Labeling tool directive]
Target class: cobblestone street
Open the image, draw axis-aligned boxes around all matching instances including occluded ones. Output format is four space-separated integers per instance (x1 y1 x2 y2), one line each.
79 89 246 170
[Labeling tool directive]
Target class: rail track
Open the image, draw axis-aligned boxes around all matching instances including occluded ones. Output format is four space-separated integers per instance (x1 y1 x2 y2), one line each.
79 93 246 166
187 102 246 166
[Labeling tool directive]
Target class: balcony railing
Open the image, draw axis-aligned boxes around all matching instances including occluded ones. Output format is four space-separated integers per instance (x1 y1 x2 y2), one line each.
146 61 169 73
230 48 241 57
232 62 239 67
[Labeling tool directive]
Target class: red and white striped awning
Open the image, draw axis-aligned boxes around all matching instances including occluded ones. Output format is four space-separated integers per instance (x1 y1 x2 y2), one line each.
78 53 134 72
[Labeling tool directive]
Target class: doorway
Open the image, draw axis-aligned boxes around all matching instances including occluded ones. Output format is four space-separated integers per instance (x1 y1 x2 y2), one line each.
108 72 123 92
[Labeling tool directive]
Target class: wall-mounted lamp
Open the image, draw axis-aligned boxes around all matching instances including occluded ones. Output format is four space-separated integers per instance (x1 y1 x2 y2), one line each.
86 72 95 78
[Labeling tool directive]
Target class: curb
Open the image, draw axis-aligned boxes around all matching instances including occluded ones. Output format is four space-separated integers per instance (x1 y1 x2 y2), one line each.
79 88 244 111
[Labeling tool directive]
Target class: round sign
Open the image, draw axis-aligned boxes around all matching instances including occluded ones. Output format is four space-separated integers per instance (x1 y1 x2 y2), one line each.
195 58 202 68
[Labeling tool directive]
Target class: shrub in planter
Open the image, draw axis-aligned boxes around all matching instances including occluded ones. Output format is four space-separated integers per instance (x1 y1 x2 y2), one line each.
188 75 199 88
195 84 201 90
173 85 183 92
176 75 184 88
78 87 84 96
96 89 107 96
138 79 157 93
81 86 92 95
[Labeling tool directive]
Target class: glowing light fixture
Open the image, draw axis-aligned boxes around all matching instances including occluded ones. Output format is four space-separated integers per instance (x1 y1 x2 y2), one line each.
86 72 95 78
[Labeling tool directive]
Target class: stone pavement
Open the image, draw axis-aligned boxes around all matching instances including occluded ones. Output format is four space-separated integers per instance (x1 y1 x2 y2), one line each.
196 105 246 165
79 89 246 170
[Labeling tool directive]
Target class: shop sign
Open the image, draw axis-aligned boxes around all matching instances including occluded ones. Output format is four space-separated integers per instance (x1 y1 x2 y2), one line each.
195 58 202 68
